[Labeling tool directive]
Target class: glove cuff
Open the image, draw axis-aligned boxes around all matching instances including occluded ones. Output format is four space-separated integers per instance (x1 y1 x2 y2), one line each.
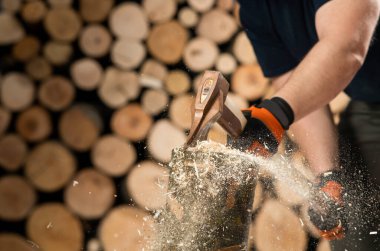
259 97 294 129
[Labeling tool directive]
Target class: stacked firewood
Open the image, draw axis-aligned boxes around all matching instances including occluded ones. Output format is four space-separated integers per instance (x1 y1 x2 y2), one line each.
0 0 349 250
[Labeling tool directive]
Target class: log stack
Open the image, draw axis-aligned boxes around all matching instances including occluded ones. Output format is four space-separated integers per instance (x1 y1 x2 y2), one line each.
0 0 345 250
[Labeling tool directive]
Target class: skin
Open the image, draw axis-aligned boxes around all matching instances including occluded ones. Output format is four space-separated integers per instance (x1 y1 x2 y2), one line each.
270 0 380 177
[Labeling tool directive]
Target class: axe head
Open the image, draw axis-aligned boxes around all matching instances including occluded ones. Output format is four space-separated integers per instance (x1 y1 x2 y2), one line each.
186 71 247 146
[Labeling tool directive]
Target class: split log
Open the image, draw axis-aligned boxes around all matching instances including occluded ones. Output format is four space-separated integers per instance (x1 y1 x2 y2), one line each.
147 119 186 163
111 39 146 70
317 239 331 251
0 107 11 136
125 161 169 210
16 106 52 142
111 104 152 142
197 9 238 44
0 72 34 111
64 168 116 219
59 105 102 151
26 203 83 251
38 76 75 111
1 0 21 13
0 13 25 45
169 94 194 130
216 53 237 75
207 124 227 144
217 0 234 11
233 32 257 64
79 24 112 58
25 56 52 81
43 41 73 65
227 92 249 109
12 36 40 62
147 21 188 64
232 64 268 101
329 92 350 114
98 68 140 108
140 59 168 89
21 0 47 23
99 206 155 251
183 37 219 72
109 2 148 40
71 58 103 91
0 134 27 172
250 200 307 251
188 0 215 12
47 0 72 8
44 8 82 42
80 0 114 23
164 70 191 96
178 7 199 28
25 141 76 192
0 233 39 251
91 134 136 177
143 0 177 23
141 89 169 116
0 175 36 221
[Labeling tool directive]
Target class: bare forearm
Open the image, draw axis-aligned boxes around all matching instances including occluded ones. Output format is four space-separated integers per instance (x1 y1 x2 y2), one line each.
275 40 362 121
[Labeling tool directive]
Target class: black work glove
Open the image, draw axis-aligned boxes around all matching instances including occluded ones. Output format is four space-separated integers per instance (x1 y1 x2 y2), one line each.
308 171 346 240
229 97 294 157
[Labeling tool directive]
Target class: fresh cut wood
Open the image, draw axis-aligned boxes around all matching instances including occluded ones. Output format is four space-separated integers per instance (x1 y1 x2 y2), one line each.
38 76 75 111
143 0 177 23
141 89 169 116
43 41 73 65
111 39 146 70
0 72 34 111
169 94 194 130
233 32 257 64
44 8 82 42
140 59 168 89
178 7 199 28
183 37 219 72
164 70 191 96
0 134 27 171
71 58 103 91
188 0 215 12
79 24 112 58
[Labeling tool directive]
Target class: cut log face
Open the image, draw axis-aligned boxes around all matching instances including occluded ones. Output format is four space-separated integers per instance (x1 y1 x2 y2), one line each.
64 168 116 219
227 92 249 110
141 89 169 116
233 32 257 64
188 0 215 12
1 72 34 111
25 56 52 81
109 2 148 40
111 39 146 70
126 161 169 210
59 105 102 151
165 70 191 96
147 119 186 162
169 94 194 130
250 200 307 251
207 123 227 144
217 0 234 11
47 0 73 7
71 58 103 91
0 107 11 136
147 21 188 64
140 59 168 89
44 8 82 42
0 13 25 45
232 64 268 101
0 233 39 251
43 41 73 65
16 106 52 142
197 9 238 44
26 203 83 251
25 141 76 192
0 134 27 172
178 7 199 28
143 0 177 23
111 104 153 142
216 53 237 75
21 0 47 23
0 176 36 221
12 36 40 62
38 76 75 111
80 0 114 23
98 68 140 108
99 206 155 251
79 25 112 58
183 37 219 72
91 135 136 177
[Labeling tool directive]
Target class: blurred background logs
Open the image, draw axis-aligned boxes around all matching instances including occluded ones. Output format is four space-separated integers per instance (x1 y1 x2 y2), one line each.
0 0 350 250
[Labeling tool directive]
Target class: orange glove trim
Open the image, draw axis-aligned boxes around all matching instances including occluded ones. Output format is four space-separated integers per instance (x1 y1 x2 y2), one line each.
320 224 345 240
321 180 344 204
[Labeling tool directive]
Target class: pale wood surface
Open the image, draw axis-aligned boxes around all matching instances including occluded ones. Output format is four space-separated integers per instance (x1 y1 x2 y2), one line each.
143 0 176 23
141 89 169 116
0 72 34 111
164 70 191 96
183 37 219 72
233 32 257 64
43 41 73 65
38 76 75 111
79 24 112 58
44 8 82 42
71 58 103 91
111 39 146 70
178 7 198 28
169 94 193 130
188 0 215 12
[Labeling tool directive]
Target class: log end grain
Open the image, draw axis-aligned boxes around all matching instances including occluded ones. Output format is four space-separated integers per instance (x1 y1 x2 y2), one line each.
12 36 40 62
1 72 34 112
0 233 39 251
79 24 112 58
43 41 73 65
44 8 82 42
183 37 219 72
178 7 199 28
233 32 257 65
111 39 146 70
0 13 25 45
169 94 194 130
188 0 215 13
25 56 52 81
0 134 27 171
38 76 75 111
80 0 114 23
16 106 52 142
143 0 177 23
21 0 47 23
71 58 103 91
141 89 169 116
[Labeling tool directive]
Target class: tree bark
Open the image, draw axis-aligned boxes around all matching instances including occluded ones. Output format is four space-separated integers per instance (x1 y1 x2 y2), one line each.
143 0 177 23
